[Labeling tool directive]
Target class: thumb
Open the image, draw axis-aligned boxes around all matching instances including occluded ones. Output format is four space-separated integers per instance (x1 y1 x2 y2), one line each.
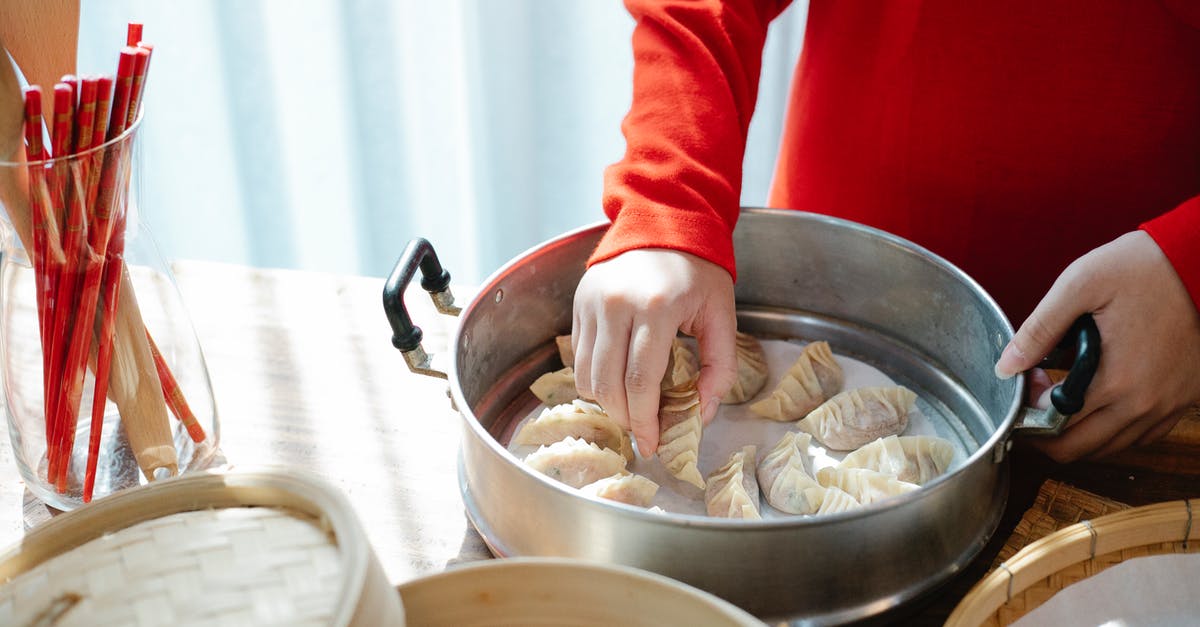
693 313 738 424
995 269 1093 379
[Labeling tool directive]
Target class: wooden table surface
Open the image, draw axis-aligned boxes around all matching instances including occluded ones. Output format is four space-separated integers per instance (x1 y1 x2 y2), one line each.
0 260 1196 625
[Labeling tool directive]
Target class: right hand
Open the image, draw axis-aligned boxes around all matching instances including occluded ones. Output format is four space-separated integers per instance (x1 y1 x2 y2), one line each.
572 248 738 456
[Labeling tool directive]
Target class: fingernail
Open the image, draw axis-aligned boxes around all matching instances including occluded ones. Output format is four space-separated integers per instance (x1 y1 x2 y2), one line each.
993 343 1024 380
702 398 719 424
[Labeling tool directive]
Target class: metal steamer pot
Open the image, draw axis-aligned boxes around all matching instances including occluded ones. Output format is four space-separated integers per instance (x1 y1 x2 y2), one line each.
383 208 1098 624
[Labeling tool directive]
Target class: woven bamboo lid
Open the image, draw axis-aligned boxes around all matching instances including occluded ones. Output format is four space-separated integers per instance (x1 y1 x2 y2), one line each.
947 499 1198 626
0 468 403 626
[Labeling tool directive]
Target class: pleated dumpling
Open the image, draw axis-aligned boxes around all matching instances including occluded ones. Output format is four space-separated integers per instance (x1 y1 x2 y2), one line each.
657 378 705 488
798 385 916 450
839 435 955 485
757 431 822 514
661 338 700 390
705 446 761 519
514 399 634 462
750 341 844 422
579 472 659 508
804 485 862 515
524 436 628 488
815 467 919 506
722 332 769 404
529 367 579 406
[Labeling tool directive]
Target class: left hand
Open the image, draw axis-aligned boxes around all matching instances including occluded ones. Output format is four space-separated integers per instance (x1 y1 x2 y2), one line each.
994 231 1200 462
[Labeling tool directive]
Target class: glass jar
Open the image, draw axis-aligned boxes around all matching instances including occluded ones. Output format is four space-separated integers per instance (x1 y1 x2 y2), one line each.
0 115 219 511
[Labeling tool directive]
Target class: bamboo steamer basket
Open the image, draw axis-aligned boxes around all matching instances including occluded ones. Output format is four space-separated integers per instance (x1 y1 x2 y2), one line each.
396 557 766 627
947 499 1199 626
0 467 403 626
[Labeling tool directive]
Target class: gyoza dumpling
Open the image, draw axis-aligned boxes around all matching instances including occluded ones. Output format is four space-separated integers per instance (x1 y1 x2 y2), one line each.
750 341 843 422
815 467 919 506
757 431 822 514
579 472 659 508
556 334 574 367
514 399 635 462
839 435 955 485
657 379 705 489
661 338 700 390
804 486 862 515
722 332 769 404
798 385 917 450
529 367 579 406
705 446 761 519
524 436 627 488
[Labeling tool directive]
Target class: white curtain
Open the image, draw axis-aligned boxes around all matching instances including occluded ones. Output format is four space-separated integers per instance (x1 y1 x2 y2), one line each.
79 0 808 284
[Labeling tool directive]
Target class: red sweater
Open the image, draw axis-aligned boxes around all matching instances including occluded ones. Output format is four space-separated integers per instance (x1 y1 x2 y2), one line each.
591 0 1200 323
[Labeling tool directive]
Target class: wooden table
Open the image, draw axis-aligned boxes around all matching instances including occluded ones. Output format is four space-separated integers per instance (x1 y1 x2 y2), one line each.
0 260 1195 625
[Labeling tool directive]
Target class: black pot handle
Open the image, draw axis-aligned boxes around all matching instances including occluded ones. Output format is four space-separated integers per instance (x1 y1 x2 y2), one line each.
382 238 461 379
1049 314 1101 415
1012 314 1102 437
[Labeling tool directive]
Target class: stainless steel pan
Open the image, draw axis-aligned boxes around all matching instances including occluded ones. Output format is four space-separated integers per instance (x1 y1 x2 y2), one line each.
383 208 1097 624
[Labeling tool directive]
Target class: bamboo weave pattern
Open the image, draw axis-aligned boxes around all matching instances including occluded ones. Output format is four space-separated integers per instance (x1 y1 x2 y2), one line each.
0 507 342 626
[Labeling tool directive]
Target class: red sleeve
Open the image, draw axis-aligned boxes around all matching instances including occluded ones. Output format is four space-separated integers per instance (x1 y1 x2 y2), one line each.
1141 195 1200 312
587 0 793 281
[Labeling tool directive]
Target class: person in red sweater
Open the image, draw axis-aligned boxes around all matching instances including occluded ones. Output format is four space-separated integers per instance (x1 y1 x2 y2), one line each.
572 1 1200 462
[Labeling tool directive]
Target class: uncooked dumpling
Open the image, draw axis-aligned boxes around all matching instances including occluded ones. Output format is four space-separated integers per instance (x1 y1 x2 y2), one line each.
514 399 634 462
657 378 704 489
722 332 769 404
815 467 919 506
661 338 700 390
798 385 916 450
839 435 954 485
529 367 579 406
750 341 843 422
705 446 761 519
757 431 822 514
556 334 574 367
805 486 862 515
524 436 628 488
579 472 659 508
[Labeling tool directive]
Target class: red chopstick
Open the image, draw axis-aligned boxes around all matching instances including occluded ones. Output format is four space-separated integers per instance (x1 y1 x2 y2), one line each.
80 77 117 502
124 47 150 131
22 88 55 441
145 332 206 442
44 83 79 485
126 23 143 48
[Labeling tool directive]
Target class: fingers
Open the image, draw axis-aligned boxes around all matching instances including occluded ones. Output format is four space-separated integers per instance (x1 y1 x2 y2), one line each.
995 266 1094 379
693 311 737 425
590 314 633 430
572 316 597 403
1135 413 1184 447
1029 403 1119 463
1026 368 1055 409
625 319 676 455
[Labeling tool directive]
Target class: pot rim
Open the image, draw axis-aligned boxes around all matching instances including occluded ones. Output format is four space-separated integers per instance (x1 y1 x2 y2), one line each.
448 207 1023 527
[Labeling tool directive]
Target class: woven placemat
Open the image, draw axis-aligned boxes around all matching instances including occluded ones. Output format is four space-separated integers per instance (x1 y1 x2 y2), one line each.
991 479 1131 569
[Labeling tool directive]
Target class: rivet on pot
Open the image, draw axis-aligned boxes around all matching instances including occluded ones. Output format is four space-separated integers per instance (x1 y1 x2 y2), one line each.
495 289 504 303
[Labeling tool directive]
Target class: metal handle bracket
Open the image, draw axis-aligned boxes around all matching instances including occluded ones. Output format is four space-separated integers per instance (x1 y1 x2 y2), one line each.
1004 314 1102 456
383 238 461 379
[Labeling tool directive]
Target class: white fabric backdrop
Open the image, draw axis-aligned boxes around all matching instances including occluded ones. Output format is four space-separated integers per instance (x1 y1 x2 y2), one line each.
78 1 807 283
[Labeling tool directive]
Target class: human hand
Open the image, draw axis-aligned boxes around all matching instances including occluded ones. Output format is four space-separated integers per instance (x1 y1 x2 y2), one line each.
994 231 1200 462
573 249 738 455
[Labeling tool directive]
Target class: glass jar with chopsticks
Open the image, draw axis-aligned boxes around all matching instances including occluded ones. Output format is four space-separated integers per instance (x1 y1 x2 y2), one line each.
0 78 219 510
